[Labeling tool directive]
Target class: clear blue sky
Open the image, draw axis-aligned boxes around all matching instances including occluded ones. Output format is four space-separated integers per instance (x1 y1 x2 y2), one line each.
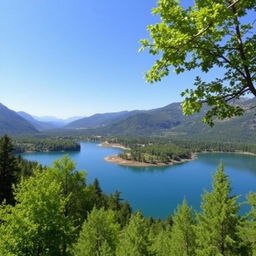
0 0 227 117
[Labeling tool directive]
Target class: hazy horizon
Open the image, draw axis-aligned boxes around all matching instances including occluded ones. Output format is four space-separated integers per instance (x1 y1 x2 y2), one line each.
2 99 182 120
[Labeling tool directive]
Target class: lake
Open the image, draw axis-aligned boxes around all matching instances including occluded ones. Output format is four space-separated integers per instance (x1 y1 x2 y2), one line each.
22 142 256 219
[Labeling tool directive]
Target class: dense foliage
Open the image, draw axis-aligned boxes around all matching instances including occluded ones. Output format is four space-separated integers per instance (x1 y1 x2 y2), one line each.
141 0 256 125
0 135 41 205
105 136 256 155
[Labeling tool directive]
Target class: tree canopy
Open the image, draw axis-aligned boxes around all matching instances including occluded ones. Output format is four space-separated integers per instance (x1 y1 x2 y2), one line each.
1 153 256 255
195 163 241 255
141 0 256 125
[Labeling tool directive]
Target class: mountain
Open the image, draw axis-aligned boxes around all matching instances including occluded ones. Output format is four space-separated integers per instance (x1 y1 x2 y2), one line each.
2 98 255 142
0 104 38 135
34 116 83 128
75 98 256 143
91 102 202 136
17 112 57 131
65 111 141 129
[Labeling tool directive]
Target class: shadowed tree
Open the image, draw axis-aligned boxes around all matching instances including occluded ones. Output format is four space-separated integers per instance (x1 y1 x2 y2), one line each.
239 193 256 256
0 135 18 205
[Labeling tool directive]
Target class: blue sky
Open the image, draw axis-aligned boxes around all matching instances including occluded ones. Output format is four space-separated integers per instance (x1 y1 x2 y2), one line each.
0 0 248 118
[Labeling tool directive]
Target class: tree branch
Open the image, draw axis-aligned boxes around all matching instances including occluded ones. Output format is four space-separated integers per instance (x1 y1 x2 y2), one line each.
231 5 256 96
200 86 250 104
227 0 241 9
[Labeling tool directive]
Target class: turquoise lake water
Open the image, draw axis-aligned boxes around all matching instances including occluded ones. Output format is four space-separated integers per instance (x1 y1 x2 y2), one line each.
22 142 256 219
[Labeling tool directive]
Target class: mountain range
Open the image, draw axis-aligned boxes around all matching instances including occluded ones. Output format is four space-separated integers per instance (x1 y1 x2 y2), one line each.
65 111 141 129
0 104 38 135
0 99 255 142
17 112 57 131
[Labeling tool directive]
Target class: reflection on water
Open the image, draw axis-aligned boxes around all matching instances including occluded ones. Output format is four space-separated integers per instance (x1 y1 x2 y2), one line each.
198 153 256 174
120 165 171 173
22 142 256 219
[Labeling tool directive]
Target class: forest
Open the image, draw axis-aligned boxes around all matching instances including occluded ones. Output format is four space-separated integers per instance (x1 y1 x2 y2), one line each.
103 136 256 154
119 143 191 164
0 135 256 255
13 137 80 153
101 137 256 165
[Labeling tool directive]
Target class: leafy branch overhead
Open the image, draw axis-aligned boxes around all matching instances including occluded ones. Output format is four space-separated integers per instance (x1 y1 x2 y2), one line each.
141 0 256 125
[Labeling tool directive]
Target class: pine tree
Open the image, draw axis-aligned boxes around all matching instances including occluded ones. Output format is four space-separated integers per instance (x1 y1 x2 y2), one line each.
239 193 256 256
91 178 106 208
150 230 171 256
73 208 120 256
195 163 240 256
0 135 18 205
107 191 132 227
169 199 196 256
118 201 132 227
116 212 153 256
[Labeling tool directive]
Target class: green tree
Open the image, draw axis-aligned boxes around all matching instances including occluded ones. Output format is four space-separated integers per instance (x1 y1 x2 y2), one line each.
89 178 106 208
169 199 196 256
141 0 256 125
73 208 120 256
239 193 256 256
116 212 153 256
195 163 241 256
0 135 18 204
150 230 171 256
0 166 75 256
107 191 132 227
49 156 89 228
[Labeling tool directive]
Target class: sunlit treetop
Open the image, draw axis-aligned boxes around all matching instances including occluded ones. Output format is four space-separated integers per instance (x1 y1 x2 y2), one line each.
141 0 256 125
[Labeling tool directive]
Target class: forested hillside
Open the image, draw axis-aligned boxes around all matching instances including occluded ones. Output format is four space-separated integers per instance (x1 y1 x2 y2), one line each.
87 98 256 142
65 110 140 129
0 103 38 135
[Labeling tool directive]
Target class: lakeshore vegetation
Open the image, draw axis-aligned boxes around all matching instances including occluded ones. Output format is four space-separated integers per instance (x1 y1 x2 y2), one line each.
13 137 80 153
0 135 256 255
104 136 256 154
119 143 191 165
101 137 256 166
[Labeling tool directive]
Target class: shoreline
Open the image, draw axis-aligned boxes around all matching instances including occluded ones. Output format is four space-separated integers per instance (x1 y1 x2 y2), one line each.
98 142 129 150
199 150 256 156
104 153 197 167
104 150 256 167
102 141 256 167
